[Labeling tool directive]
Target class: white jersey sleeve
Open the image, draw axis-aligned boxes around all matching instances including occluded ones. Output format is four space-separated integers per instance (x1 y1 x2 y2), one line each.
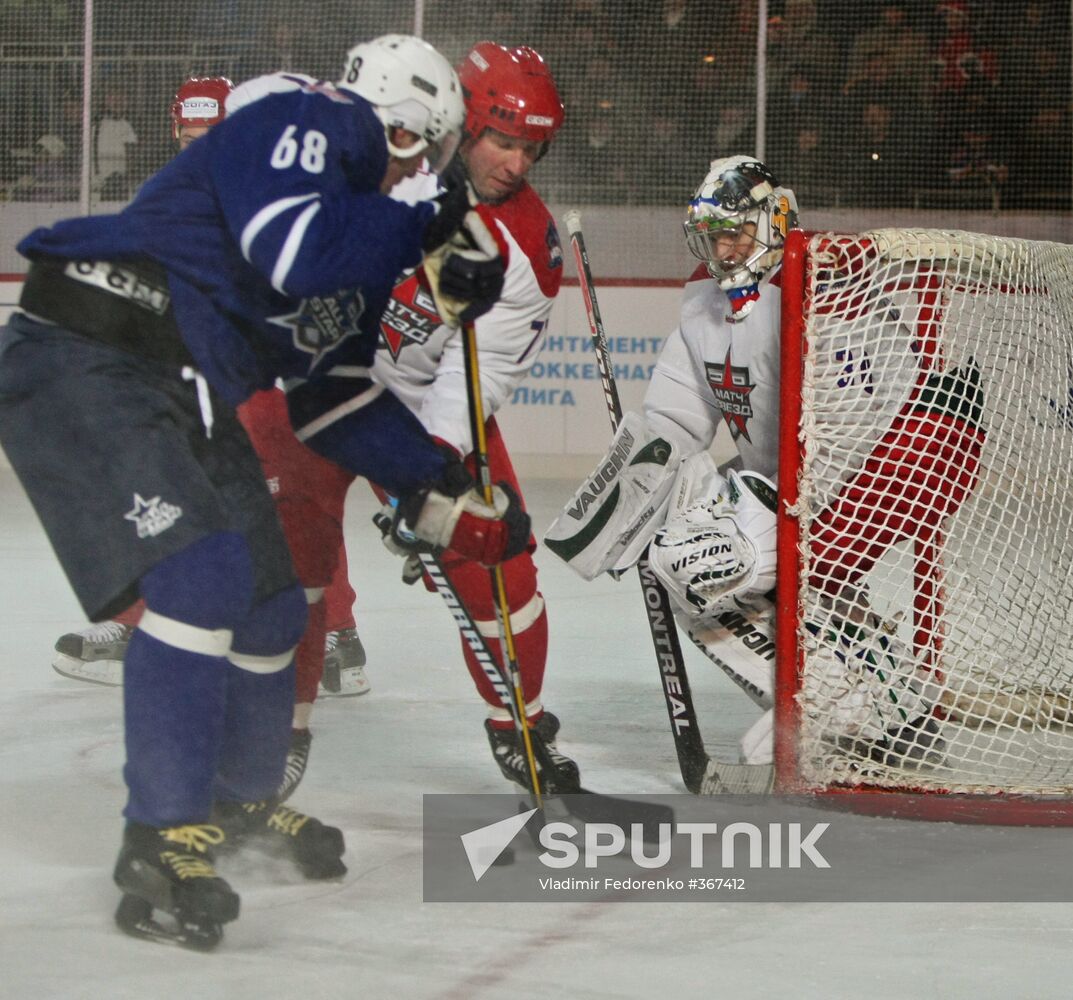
419 220 555 453
643 321 723 458
373 180 562 457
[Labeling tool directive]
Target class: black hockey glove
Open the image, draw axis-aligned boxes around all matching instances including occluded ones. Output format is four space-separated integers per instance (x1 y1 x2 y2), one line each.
437 250 505 323
422 205 507 328
421 157 474 254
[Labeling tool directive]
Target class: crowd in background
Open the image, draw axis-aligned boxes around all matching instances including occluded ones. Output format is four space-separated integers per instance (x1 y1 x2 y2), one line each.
1 0 1070 210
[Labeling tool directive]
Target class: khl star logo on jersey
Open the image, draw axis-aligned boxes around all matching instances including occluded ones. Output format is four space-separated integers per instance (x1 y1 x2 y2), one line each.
124 493 182 538
705 349 755 442
268 289 365 371
379 270 442 361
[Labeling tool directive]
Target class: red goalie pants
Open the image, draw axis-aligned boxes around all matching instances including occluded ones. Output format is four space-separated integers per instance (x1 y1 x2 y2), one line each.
810 410 984 592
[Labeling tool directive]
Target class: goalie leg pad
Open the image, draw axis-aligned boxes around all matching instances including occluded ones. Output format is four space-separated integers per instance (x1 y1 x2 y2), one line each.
544 411 682 580
804 598 942 742
685 594 776 709
740 708 774 766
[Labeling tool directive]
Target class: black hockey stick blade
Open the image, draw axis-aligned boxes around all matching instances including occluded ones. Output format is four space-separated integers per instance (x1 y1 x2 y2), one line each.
543 790 675 842
519 793 673 847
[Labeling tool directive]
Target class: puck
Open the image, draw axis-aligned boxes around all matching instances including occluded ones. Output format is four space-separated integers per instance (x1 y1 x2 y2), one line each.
491 846 516 866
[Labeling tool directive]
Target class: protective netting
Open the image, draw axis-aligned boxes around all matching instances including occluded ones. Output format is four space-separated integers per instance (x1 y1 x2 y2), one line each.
788 229 1073 796
1 1 1069 221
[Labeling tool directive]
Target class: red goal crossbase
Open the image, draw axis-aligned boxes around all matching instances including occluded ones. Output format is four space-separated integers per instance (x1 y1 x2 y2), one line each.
774 229 1073 825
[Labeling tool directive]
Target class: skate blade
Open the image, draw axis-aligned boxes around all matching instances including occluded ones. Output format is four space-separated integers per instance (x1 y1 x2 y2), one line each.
114 894 224 951
317 667 370 698
51 654 123 686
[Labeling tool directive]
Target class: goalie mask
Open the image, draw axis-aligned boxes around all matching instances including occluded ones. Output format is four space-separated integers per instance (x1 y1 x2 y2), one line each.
340 34 464 172
170 76 233 140
684 155 798 318
457 42 564 159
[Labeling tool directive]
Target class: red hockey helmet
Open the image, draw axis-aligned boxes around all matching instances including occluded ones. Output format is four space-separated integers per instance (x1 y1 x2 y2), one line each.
170 76 234 139
457 42 564 151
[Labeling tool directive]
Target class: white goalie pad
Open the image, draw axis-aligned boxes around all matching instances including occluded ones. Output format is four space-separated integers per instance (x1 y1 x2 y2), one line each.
803 605 942 742
543 412 682 580
648 468 778 620
686 593 776 709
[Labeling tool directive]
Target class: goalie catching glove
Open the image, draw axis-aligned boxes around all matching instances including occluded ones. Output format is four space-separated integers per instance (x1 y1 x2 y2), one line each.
648 468 778 621
392 453 530 567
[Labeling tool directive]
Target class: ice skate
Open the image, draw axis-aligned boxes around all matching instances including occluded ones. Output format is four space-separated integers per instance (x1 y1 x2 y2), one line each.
213 799 346 879
112 821 239 951
276 728 312 803
52 620 133 685
318 627 370 697
841 715 947 770
485 711 581 794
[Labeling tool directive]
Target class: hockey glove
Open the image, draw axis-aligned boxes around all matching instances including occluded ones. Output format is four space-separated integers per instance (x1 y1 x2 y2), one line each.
421 157 475 254
396 455 530 567
371 500 427 586
422 204 507 327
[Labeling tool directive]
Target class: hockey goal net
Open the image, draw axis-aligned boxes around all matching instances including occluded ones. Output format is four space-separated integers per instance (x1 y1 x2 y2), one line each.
775 228 1073 823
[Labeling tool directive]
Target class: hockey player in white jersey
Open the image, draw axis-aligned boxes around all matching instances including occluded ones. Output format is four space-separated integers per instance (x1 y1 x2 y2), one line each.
548 156 946 777
371 42 576 794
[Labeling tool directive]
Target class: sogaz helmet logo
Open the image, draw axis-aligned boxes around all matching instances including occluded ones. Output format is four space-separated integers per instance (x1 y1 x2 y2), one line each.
181 97 220 119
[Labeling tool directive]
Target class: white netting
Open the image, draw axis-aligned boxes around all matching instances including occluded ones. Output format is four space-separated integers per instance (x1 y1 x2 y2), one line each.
791 229 1073 796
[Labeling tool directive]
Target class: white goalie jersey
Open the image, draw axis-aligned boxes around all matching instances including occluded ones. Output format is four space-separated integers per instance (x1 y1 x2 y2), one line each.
643 264 784 480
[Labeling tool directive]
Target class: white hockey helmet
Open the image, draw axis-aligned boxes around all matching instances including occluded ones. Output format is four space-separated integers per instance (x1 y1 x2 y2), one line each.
684 155 799 295
339 34 464 172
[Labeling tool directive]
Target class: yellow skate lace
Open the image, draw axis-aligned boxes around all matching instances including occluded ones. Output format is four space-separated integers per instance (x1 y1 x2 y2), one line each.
158 824 226 879
265 805 310 838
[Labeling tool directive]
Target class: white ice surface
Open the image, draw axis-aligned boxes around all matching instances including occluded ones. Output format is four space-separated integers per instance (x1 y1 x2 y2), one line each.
0 470 1070 999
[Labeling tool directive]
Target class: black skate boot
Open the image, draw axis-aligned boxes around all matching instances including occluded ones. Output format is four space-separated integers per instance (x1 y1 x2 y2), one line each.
113 821 239 951
213 800 346 879
485 712 581 794
872 715 946 768
276 728 312 803
841 716 946 770
318 627 370 697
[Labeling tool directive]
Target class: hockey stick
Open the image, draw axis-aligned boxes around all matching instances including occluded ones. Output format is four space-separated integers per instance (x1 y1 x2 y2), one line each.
416 550 674 831
460 319 545 807
562 210 772 795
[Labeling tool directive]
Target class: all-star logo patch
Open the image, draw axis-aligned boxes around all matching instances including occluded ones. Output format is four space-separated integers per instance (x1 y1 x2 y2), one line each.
124 493 182 538
379 270 441 361
705 349 755 442
268 288 365 371
546 220 563 269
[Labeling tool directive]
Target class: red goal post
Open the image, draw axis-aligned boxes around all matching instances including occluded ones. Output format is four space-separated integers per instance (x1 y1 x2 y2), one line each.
774 228 1073 824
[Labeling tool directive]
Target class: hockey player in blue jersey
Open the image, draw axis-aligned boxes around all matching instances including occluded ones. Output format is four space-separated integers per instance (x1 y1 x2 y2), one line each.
0 35 526 950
